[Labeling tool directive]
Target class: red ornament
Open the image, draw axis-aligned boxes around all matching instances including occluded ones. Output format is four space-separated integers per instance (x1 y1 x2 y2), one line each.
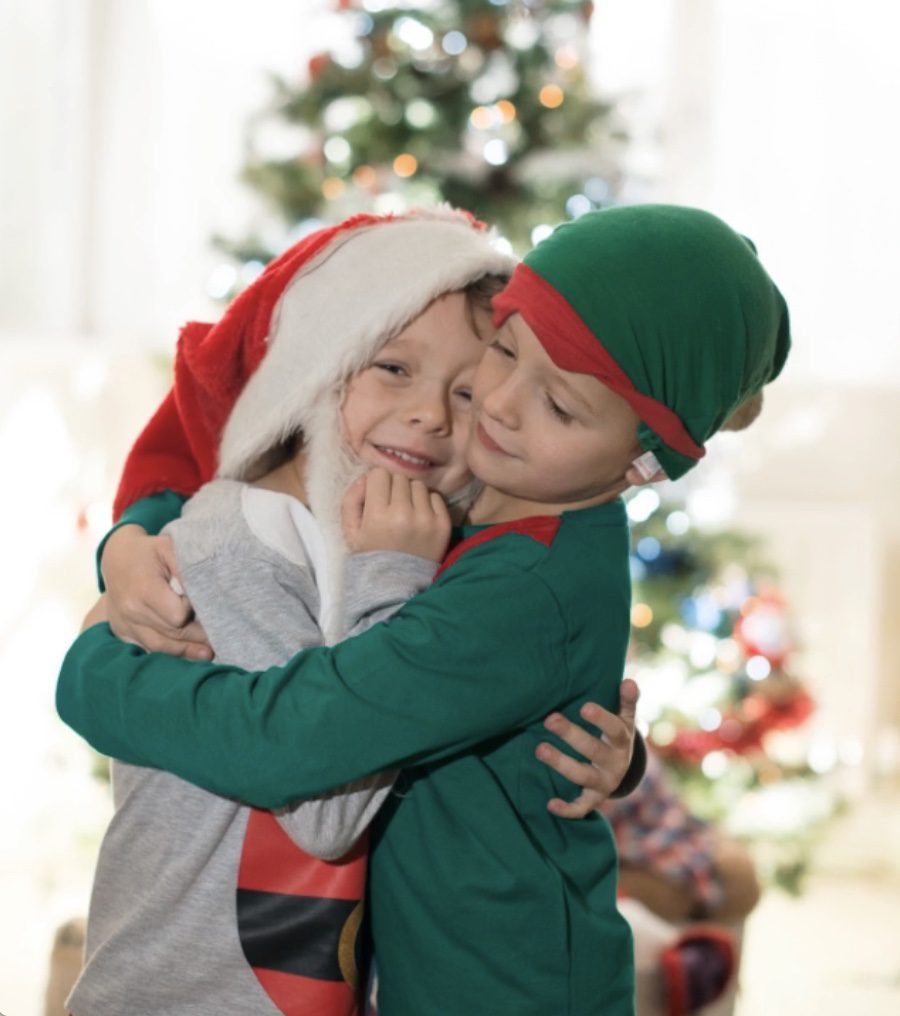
733 589 792 667
652 688 815 765
308 53 331 82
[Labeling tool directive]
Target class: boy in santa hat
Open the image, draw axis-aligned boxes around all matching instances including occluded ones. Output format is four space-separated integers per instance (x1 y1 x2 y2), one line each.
59 204 788 1014
65 208 639 1016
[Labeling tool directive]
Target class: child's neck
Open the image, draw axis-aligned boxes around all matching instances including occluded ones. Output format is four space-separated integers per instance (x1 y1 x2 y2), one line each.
467 480 631 526
466 485 558 525
252 451 309 505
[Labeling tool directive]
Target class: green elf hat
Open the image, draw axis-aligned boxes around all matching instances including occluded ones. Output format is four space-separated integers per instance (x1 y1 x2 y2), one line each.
492 205 791 480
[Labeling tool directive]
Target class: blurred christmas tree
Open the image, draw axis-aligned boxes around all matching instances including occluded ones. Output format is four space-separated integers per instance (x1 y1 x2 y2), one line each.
216 0 625 279
210 0 839 895
625 488 838 892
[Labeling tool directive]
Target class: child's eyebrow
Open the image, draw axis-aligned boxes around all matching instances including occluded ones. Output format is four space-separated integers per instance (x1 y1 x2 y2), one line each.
378 336 411 352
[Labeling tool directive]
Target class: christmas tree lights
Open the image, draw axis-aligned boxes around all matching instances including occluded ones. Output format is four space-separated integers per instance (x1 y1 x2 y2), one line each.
214 0 626 286
627 495 839 892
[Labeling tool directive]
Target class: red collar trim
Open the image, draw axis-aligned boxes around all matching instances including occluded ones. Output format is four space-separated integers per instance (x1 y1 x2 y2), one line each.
492 265 705 462
436 515 561 579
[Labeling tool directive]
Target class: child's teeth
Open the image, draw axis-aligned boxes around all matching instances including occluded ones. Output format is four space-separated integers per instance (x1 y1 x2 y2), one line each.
387 448 428 465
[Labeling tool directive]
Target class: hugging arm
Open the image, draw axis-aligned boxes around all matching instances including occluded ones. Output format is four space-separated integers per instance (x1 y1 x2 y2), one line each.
89 491 640 811
275 548 438 860
59 549 609 810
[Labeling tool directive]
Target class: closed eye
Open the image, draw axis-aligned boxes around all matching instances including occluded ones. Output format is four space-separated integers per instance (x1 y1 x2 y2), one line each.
546 394 572 423
374 362 409 378
489 339 515 360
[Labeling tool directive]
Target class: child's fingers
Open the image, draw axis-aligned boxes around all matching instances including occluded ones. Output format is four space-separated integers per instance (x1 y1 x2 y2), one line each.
578 701 633 753
618 678 639 730
429 491 450 524
535 740 582 782
109 597 210 649
535 738 614 790
341 475 368 536
544 710 613 762
129 623 214 659
109 585 188 636
181 633 215 661
387 470 413 507
178 619 210 646
142 583 194 630
363 468 391 509
544 753 622 818
119 587 212 656
546 793 599 820
409 478 433 514
121 536 190 630
182 645 215 662
539 706 634 819
156 533 184 584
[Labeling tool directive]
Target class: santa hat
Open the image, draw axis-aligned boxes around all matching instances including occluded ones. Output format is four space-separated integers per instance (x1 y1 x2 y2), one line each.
492 205 791 480
167 207 513 639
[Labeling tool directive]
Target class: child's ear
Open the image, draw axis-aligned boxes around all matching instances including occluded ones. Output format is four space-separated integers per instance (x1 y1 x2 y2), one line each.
720 392 764 432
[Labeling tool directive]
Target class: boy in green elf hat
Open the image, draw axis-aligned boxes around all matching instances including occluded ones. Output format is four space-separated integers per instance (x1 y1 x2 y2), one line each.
58 204 790 1015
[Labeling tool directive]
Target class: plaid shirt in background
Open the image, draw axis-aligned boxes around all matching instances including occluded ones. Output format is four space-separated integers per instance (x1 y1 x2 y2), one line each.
602 751 725 918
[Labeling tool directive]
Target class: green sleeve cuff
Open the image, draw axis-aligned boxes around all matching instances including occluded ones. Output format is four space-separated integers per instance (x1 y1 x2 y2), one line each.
95 490 188 591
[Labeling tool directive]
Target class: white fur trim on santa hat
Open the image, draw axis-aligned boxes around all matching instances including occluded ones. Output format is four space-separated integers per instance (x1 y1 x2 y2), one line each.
218 210 515 482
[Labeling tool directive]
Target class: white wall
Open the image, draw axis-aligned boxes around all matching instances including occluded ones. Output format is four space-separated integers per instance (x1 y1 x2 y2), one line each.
723 385 899 771
0 0 331 347
593 0 900 767
595 0 900 390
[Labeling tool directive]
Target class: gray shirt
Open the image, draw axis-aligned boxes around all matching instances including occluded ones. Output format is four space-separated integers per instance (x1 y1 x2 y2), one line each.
69 479 435 1015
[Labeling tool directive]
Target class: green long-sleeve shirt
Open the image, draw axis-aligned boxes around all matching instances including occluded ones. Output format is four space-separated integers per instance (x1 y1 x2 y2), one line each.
61 500 635 1015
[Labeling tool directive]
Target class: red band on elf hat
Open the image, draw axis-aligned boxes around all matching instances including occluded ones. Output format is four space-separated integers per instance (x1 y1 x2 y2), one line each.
492 264 705 462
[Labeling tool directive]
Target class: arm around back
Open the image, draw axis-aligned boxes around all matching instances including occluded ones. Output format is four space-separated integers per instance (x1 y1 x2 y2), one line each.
58 549 577 809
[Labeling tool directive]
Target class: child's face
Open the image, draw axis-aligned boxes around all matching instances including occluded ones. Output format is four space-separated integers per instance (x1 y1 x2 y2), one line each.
341 291 485 498
466 313 643 511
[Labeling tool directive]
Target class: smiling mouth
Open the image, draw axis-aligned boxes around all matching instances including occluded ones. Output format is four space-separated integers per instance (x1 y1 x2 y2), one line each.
372 445 438 469
475 423 511 456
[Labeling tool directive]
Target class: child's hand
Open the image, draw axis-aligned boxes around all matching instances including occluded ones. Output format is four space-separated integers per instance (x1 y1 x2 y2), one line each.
100 524 213 660
536 678 639 818
342 467 451 562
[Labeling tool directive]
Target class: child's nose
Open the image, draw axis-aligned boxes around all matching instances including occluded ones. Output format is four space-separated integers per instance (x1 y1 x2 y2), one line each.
407 389 451 434
481 377 519 427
